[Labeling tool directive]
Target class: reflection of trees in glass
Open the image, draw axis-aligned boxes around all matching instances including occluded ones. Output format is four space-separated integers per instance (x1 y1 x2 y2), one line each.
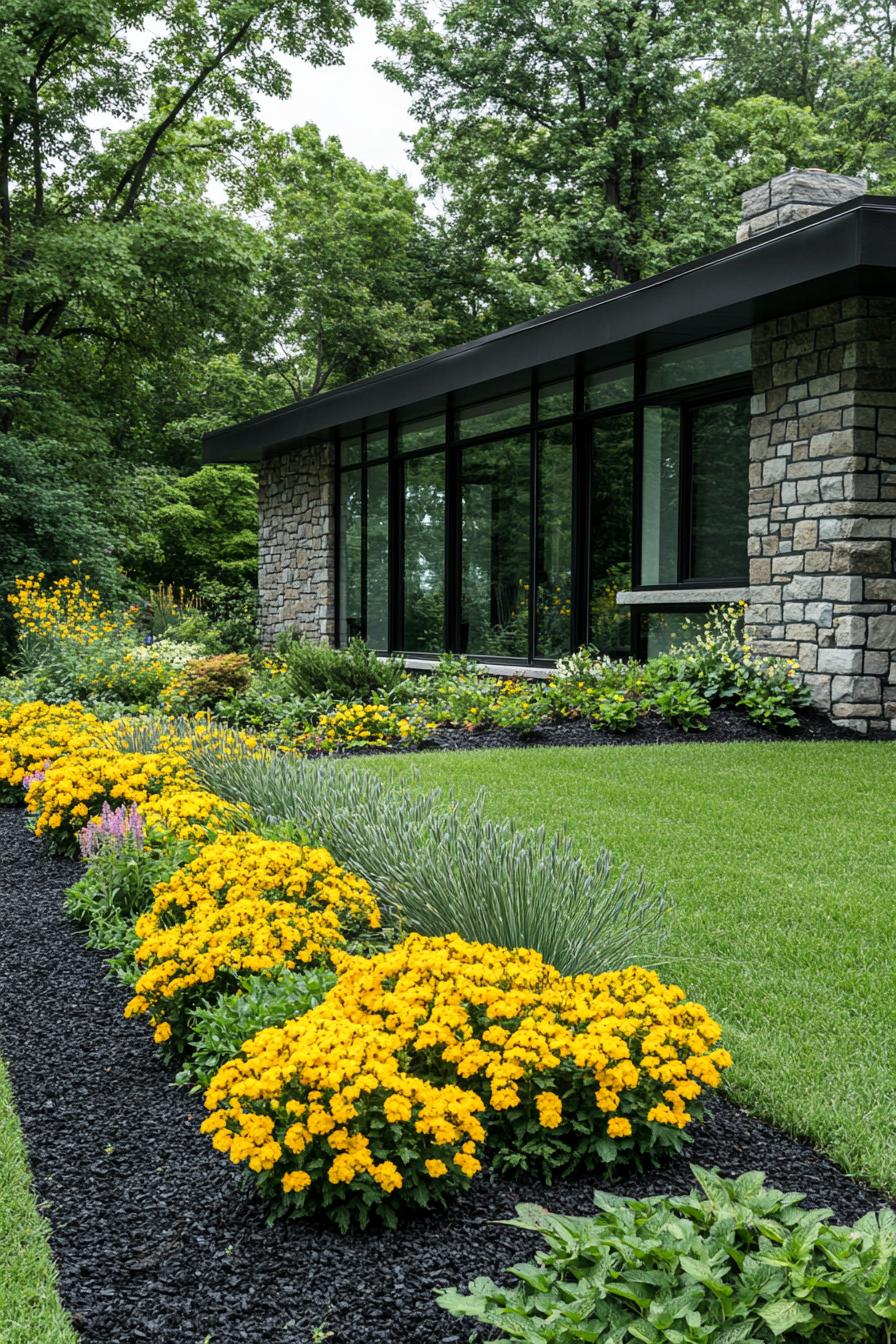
590 414 633 656
366 463 389 648
403 452 445 651
536 429 573 658
338 470 363 642
690 398 750 580
461 436 530 657
641 406 680 586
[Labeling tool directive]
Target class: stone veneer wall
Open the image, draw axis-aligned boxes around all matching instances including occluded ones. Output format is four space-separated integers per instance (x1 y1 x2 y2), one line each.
747 296 896 732
257 442 336 646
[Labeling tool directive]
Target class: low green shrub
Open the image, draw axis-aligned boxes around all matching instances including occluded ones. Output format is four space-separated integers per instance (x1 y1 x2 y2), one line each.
188 737 668 975
178 965 338 1089
277 634 405 703
439 1166 896 1342
163 652 252 712
650 680 711 731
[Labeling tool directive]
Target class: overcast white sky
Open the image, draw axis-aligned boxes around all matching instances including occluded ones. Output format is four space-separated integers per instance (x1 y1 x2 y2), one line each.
255 19 421 185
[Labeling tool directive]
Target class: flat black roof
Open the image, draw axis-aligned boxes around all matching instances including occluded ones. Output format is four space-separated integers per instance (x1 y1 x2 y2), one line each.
204 195 896 464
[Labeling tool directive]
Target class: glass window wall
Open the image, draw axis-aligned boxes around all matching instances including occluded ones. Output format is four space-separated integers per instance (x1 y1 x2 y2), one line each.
689 398 750 580
585 362 634 411
338 469 363 643
646 329 750 393
641 406 681 586
366 462 389 648
590 415 633 654
336 327 752 663
455 389 529 440
535 428 573 658
403 452 445 650
461 436 530 657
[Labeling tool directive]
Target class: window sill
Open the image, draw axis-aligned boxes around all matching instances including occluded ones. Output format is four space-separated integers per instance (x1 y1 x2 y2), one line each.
615 586 748 607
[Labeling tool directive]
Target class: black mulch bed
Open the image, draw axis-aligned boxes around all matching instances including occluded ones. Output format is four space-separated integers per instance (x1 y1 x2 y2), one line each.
0 809 890 1344
336 707 888 758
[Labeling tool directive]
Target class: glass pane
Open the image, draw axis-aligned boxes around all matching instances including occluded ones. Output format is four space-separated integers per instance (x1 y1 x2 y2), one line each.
338 470 363 643
641 407 680 585
641 610 702 658
366 427 389 460
584 362 634 411
590 414 633 656
397 412 444 455
403 452 445 651
366 462 389 648
646 329 750 393
690 397 750 580
461 436 530 657
456 389 529 440
340 435 362 467
535 429 573 658
538 378 574 421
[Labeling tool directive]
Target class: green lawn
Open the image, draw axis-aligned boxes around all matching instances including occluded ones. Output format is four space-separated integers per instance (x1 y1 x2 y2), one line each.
0 1059 77 1344
360 740 896 1196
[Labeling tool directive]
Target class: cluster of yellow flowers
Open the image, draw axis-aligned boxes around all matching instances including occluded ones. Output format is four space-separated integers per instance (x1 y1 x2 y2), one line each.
24 744 193 848
6 566 122 646
140 787 253 845
201 932 731 1216
0 700 103 800
202 1007 486 1214
125 832 382 1049
299 702 429 753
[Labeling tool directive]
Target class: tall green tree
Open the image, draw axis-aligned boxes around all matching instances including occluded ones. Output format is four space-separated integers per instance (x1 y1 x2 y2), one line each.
0 0 388 437
231 123 462 399
378 0 896 329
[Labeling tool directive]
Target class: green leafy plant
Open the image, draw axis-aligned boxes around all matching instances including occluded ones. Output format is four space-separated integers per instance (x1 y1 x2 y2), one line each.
276 634 405 702
177 965 338 1089
591 694 640 733
438 1166 896 1342
651 680 712 731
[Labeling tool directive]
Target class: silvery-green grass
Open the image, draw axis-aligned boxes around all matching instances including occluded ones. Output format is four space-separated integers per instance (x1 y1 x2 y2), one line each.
188 735 668 976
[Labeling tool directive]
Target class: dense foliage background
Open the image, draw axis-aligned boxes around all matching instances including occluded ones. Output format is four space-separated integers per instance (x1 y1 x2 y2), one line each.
1 0 894 662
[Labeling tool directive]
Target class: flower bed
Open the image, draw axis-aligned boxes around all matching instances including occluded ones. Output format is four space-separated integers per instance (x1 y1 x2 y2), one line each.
0 697 732 1230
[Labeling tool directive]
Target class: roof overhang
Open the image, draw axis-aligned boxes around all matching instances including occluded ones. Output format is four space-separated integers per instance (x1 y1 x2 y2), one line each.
204 196 896 465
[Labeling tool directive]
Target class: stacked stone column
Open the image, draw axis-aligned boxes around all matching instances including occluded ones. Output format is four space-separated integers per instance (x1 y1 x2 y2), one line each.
746 297 896 732
257 442 336 646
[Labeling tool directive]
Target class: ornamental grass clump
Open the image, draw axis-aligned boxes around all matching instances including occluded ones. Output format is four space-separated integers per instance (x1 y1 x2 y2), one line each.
201 933 730 1226
189 741 667 976
126 832 381 1050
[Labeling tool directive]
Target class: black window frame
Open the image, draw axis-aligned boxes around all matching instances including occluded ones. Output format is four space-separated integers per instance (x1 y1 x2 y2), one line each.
334 330 752 664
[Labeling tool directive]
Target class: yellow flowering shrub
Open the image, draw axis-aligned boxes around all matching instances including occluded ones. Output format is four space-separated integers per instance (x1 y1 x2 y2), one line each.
24 744 194 853
140 788 253 846
298 702 430 753
0 700 104 803
201 933 731 1224
125 895 347 1050
7 566 121 647
136 831 381 938
201 1005 487 1229
125 833 381 1051
322 934 732 1177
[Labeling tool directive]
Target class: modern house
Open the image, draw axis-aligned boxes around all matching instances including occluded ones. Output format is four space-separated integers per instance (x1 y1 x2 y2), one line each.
204 169 896 732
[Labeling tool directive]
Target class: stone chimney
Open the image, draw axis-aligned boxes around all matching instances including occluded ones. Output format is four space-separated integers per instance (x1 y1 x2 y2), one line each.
737 167 867 243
